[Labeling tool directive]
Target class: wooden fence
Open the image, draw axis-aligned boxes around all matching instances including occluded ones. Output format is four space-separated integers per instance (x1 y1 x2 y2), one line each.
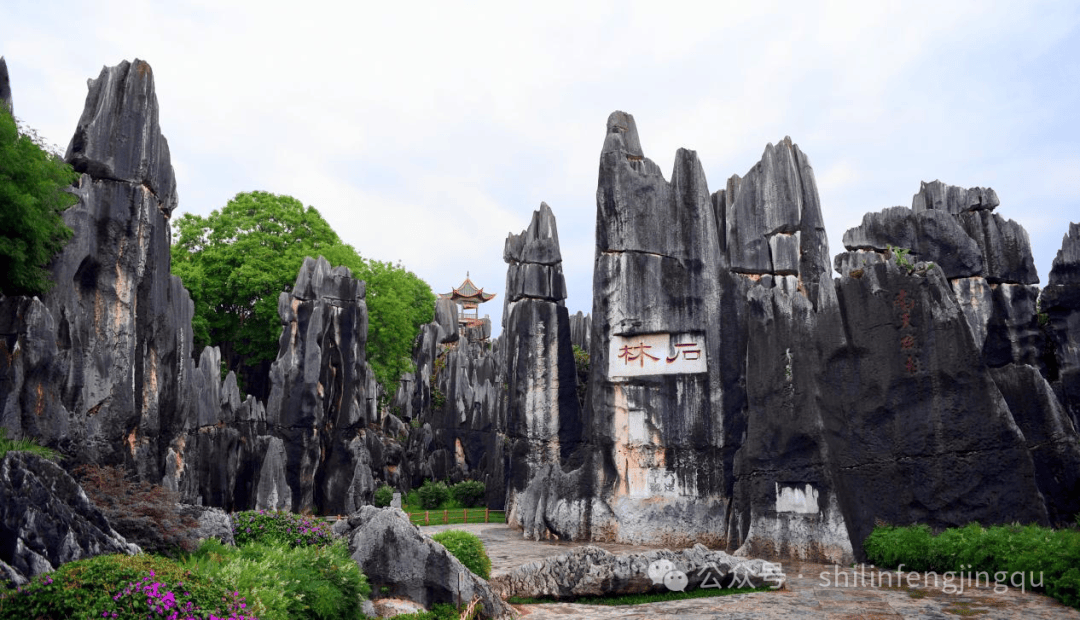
321 508 506 526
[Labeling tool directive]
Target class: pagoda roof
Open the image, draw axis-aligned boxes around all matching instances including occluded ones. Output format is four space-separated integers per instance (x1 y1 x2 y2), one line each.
440 274 496 304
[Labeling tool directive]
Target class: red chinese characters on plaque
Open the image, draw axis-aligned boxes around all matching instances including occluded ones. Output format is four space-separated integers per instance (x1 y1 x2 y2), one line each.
608 333 707 378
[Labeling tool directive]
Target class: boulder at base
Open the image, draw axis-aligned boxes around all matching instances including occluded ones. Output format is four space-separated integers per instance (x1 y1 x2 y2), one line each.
489 544 781 600
339 506 511 618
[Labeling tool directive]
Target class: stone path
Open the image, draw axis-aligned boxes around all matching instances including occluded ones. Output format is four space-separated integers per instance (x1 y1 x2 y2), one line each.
419 524 1080 619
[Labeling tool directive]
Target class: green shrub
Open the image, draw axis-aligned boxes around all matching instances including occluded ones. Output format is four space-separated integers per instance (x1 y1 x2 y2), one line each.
863 523 935 572
450 480 486 508
374 484 394 508
418 480 450 509
431 530 491 580
182 537 369 620
385 602 462 620
0 553 252 620
0 428 58 461
864 522 1080 608
431 386 447 409
231 510 337 548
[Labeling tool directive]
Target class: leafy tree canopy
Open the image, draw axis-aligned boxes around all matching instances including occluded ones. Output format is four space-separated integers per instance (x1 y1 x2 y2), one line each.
0 109 77 295
171 190 434 395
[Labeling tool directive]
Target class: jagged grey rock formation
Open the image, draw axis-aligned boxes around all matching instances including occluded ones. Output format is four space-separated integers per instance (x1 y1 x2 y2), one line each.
392 289 507 507
489 544 779 600
500 111 1078 566
0 57 11 115
342 506 511 618
177 504 235 546
0 453 139 586
569 311 591 353
1043 223 1080 439
0 60 219 490
0 59 393 520
911 180 1000 214
502 203 583 539
841 185 1079 528
261 255 375 515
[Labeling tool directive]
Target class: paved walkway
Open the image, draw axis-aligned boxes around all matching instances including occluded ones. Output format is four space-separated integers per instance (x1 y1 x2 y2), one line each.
419 524 1080 619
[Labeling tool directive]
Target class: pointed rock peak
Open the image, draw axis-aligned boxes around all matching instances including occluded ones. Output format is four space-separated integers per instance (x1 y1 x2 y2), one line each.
911 180 999 215
0 56 11 116
603 110 644 159
65 58 177 215
1049 222 1080 287
504 202 563 265
531 202 560 244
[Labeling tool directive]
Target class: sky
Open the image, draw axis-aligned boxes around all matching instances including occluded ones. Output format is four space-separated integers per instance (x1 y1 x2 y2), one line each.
5 1 1079 336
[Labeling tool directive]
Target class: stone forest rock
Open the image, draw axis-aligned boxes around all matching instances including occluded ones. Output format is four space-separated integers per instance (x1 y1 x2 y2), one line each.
1043 223 1080 435
569 311 591 353
0 453 139 586
342 506 511 618
0 57 11 115
501 111 1079 566
262 255 376 515
394 288 507 507
502 203 583 539
490 544 779 600
0 59 390 521
3 57 1080 580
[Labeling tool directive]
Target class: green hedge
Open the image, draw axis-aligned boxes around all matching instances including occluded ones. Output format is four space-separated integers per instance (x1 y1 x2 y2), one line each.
864 522 1080 608
432 529 492 580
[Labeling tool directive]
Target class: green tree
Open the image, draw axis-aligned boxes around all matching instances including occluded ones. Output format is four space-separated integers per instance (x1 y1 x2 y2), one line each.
171 190 434 397
0 109 77 295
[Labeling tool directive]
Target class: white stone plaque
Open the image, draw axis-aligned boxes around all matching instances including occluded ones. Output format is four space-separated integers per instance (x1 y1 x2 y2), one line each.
608 333 707 378
775 483 819 514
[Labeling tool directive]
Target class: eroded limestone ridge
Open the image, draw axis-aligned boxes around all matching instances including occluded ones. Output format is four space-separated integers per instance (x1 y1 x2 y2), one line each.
0 60 392 519
507 110 1079 566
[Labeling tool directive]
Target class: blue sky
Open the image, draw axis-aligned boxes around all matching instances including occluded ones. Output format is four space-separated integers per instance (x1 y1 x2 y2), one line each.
5 1 1079 335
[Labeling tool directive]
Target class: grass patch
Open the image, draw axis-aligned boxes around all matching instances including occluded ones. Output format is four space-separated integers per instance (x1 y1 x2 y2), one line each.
864 522 1080 609
408 508 506 526
508 585 770 606
0 427 58 461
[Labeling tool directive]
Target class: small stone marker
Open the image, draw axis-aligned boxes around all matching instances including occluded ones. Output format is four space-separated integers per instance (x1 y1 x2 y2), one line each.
391 492 402 509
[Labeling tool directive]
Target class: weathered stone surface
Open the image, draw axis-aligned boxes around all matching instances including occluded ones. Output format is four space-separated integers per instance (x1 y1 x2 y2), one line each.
393 292 506 507
0 56 11 115
725 138 828 282
177 504 235 546
1049 222 1080 287
727 282 854 565
578 113 730 545
264 256 373 514
569 311 591 353
911 179 999 214
342 506 511 618
503 202 563 266
841 206 985 279
1043 222 1080 435
959 210 1038 284
65 60 177 215
501 203 584 539
987 365 1080 525
823 258 1047 553
0 453 139 586
833 248 886 276
490 544 779 600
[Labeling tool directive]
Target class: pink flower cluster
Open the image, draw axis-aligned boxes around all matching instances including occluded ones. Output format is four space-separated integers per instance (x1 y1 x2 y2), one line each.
103 570 256 620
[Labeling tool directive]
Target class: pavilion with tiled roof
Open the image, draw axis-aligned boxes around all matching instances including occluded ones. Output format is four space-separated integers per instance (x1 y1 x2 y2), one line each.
439 273 496 328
